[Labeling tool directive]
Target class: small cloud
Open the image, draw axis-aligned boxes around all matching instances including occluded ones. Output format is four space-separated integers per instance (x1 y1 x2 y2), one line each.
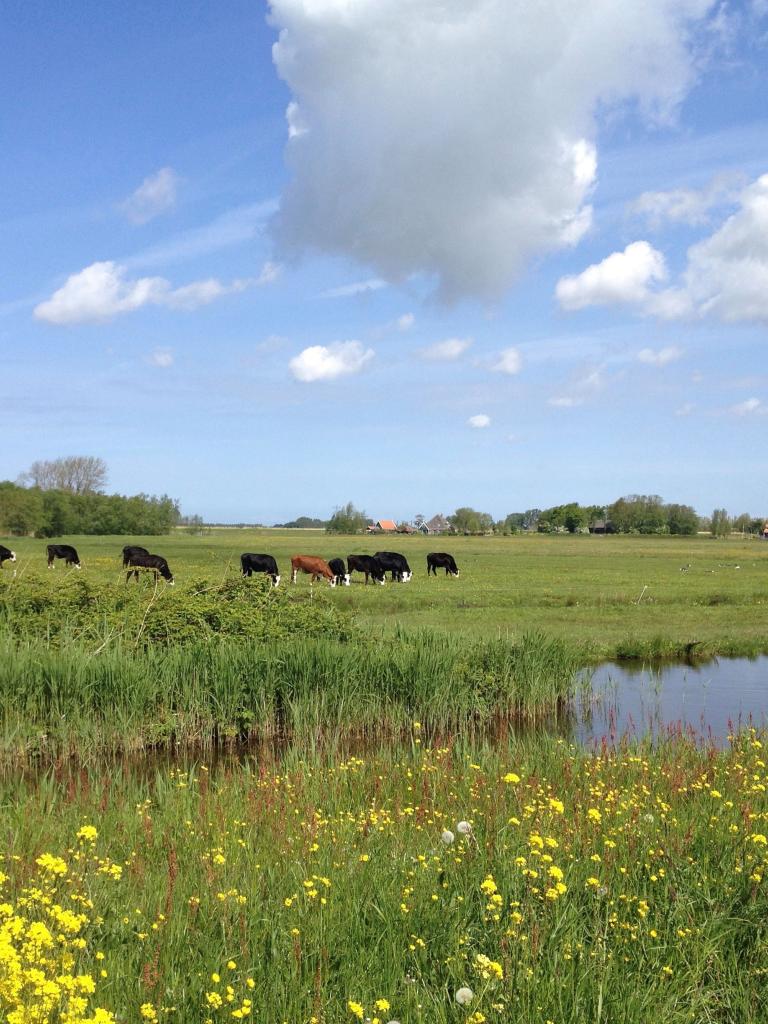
675 402 695 416
492 347 522 375
629 173 743 229
731 397 762 415
556 241 667 311
319 278 386 299
397 313 415 331
148 348 173 368
467 413 490 428
121 167 179 225
421 337 472 361
289 340 374 382
637 345 683 367
548 396 584 408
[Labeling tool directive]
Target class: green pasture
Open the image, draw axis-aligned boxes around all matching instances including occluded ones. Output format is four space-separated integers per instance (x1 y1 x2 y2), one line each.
4 529 768 658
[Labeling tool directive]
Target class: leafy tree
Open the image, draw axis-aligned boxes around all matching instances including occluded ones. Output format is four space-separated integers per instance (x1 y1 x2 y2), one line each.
666 503 699 536
449 507 494 534
326 502 369 534
711 508 731 538
276 516 327 529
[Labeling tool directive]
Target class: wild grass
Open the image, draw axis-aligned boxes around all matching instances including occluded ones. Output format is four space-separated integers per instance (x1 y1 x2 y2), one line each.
0 628 581 762
3 528 767 657
2 732 767 1023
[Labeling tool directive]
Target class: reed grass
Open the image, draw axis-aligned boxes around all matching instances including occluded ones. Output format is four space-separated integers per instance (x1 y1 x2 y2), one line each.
0 629 581 762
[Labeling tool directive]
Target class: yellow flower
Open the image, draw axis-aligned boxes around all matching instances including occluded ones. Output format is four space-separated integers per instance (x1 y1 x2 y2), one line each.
76 825 98 842
140 1004 158 1021
503 772 520 784
374 999 390 1012
348 1001 365 1020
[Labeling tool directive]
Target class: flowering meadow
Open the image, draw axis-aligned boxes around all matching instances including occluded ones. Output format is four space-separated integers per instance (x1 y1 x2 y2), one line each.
2 730 768 1023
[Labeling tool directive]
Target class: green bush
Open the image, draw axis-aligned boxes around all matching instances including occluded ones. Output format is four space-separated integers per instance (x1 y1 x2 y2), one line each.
0 573 356 648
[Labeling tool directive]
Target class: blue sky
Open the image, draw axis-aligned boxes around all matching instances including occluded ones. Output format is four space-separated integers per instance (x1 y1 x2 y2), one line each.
3 0 768 524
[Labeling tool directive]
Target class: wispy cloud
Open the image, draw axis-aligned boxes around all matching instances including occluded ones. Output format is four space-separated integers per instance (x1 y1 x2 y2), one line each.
147 348 174 368
467 413 491 428
121 167 180 224
420 337 472 362
637 346 684 367
319 278 387 299
731 396 762 415
127 201 278 270
492 347 523 375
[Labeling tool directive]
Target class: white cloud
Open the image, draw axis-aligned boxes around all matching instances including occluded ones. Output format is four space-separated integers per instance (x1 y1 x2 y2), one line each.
319 278 386 299
269 0 715 301
561 175 768 324
34 260 275 324
492 347 522 375
637 346 683 367
421 337 472 361
556 241 667 311
289 340 374 382
148 348 173 368
397 313 415 331
629 173 743 228
731 397 762 415
675 402 695 416
467 414 491 428
121 167 179 224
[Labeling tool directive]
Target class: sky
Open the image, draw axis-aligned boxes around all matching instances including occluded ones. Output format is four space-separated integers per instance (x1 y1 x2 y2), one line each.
2 0 768 524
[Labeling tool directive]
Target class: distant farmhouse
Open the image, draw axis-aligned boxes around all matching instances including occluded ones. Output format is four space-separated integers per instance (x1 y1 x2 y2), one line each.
367 519 398 533
420 514 452 534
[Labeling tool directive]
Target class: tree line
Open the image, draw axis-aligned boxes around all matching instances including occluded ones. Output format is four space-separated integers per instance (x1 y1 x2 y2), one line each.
321 497 765 537
1 457 180 537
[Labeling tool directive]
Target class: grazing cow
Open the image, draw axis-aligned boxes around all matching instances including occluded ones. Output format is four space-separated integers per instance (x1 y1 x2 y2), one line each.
374 550 412 583
0 545 16 569
427 552 460 577
327 557 351 587
47 544 81 569
122 545 149 568
124 551 174 585
347 554 386 585
241 552 281 586
290 555 337 586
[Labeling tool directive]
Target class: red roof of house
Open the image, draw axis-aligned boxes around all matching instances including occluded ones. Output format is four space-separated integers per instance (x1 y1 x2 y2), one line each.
377 519 397 531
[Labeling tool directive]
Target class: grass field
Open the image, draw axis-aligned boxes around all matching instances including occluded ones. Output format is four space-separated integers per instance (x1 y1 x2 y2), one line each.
4 529 767 658
2 732 768 1023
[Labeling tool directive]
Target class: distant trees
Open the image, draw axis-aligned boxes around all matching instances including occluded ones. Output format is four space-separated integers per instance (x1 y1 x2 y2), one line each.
449 507 494 534
0 480 180 537
326 502 370 534
275 516 327 529
710 508 732 539
21 456 107 494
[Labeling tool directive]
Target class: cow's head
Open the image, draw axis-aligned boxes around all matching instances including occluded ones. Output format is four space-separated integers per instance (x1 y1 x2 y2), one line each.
451 569 460 577
74 561 82 570
343 573 351 586
9 551 16 562
374 575 386 586
273 574 281 587
401 570 412 582
328 576 337 587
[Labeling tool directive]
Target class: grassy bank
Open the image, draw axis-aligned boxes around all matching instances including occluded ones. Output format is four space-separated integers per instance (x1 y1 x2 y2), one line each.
2 733 767 1023
0 629 581 761
3 530 767 657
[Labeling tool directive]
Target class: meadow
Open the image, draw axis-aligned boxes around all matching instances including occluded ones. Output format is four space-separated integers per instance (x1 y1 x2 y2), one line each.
3 528 768 1022
4 528 767 657
2 732 768 1023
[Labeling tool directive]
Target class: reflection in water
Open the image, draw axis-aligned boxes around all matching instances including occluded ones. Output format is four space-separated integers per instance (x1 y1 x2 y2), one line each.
578 656 768 748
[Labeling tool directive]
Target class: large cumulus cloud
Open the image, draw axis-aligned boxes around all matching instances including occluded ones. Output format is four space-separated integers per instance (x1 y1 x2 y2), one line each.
268 0 715 301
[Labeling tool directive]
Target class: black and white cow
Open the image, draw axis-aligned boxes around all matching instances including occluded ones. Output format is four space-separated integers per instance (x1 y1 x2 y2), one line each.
122 545 149 568
374 550 412 583
124 551 174 584
347 554 386 585
327 557 351 587
0 545 16 569
427 552 460 577
240 552 281 586
47 544 81 569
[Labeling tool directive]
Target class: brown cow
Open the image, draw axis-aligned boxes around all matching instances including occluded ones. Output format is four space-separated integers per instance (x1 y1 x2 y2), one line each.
290 555 337 586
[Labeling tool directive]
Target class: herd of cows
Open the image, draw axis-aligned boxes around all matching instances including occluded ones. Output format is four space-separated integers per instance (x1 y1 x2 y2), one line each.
0 543 461 587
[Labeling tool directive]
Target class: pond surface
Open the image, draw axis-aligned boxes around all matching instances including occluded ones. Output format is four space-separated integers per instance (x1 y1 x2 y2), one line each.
576 656 768 747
